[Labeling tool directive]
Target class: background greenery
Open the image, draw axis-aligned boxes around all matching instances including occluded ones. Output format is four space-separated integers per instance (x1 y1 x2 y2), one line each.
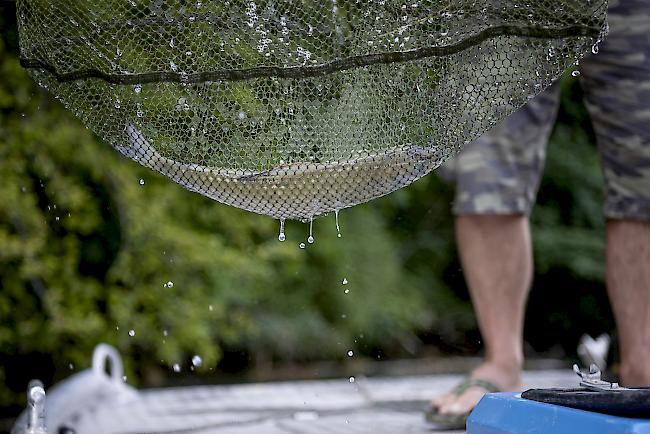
0 2 614 420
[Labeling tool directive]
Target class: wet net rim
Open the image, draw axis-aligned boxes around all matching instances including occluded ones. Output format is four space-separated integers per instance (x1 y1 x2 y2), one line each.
19 24 602 85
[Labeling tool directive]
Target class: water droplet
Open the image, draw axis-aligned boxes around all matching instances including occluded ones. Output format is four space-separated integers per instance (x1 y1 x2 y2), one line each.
163 329 168 336
139 179 145 185
209 305 213 311
122 375 127 381
347 350 354 357
342 278 348 285
134 84 142 93
192 355 203 367
335 209 342 238
68 363 74 370
278 218 286 241
173 363 181 372
307 217 314 243
349 376 355 383
572 70 580 77
128 329 135 337
164 281 174 288
299 242 306 249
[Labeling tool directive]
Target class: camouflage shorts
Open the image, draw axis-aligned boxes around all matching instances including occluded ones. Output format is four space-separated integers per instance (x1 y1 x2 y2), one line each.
442 0 650 220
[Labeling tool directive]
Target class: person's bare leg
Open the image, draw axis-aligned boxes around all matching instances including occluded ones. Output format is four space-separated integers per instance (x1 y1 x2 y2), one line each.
606 220 650 387
432 214 532 414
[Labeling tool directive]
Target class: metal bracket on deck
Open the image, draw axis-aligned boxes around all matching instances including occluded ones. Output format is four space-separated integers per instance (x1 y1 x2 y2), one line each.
573 363 628 392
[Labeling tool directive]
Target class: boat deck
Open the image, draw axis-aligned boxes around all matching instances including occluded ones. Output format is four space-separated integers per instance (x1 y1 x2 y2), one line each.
131 369 575 434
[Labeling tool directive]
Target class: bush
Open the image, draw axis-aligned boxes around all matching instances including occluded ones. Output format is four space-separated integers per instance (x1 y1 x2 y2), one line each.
0 4 613 414
0 16 430 408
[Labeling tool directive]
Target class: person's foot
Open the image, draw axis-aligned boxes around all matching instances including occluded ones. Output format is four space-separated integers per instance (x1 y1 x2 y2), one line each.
430 361 523 417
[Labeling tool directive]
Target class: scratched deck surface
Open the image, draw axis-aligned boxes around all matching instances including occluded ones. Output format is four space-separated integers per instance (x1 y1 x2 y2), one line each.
119 370 575 434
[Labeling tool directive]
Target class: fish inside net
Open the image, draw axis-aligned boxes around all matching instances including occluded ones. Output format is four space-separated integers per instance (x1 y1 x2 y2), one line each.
17 0 607 222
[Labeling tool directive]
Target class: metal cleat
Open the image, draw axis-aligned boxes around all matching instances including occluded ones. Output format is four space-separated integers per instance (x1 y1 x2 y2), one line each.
573 363 628 392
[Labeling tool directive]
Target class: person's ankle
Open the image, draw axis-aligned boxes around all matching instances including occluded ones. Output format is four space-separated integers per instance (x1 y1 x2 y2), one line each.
473 358 523 391
619 362 650 387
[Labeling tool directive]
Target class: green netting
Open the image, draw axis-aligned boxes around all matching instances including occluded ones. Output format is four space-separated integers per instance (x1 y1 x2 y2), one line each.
17 0 607 222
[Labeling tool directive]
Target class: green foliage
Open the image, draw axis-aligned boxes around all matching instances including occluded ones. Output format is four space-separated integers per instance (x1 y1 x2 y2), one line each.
532 77 605 282
1 5 611 412
0 30 430 407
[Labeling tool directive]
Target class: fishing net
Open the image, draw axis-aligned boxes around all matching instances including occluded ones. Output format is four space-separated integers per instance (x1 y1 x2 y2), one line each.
17 0 607 222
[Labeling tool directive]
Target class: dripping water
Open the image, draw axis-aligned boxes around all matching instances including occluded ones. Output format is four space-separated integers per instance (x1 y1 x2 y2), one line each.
335 209 342 238
307 216 314 244
278 218 286 242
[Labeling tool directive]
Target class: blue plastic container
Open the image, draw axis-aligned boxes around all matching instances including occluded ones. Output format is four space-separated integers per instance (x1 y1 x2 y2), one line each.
467 392 650 434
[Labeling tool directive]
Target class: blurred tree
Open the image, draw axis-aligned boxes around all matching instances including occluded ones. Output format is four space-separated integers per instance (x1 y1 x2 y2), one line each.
0 1 614 419
0 7 430 410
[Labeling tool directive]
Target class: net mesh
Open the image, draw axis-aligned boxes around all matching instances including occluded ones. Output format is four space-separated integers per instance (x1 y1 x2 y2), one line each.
17 0 607 221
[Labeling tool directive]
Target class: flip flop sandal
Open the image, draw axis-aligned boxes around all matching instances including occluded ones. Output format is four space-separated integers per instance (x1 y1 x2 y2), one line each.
425 378 501 429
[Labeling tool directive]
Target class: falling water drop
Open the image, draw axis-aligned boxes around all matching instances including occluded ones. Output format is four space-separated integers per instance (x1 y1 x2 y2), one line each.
128 329 135 337
347 350 354 357
307 217 314 243
572 70 580 77
349 376 355 383
299 242 306 249
342 278 348 285
172 363 181 373
139 179 145 185
335 209 342 238
278 218 286 241
192 355 203 367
